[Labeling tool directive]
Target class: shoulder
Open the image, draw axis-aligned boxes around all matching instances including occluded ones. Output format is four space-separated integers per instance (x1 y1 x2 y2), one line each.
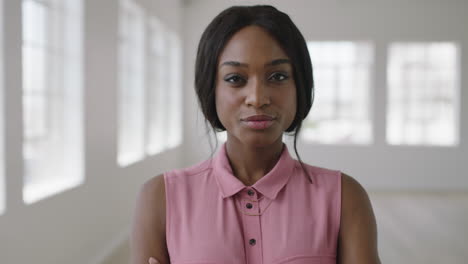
134 173 167 234
138 174 166 216
338 172 381 264
131 174 170 263
143 172 165 186
341 172 370 208
340 172 374 228
142 173 166 197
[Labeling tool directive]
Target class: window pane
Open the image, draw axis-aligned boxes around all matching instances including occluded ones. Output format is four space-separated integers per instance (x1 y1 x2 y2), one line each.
22 0 48 46
166 31 182 149
386 42 459 146
147 17 166 154
22 0 84 204
118 0 146 166
302 41 374 145
146 18 183 155
23 46 48 139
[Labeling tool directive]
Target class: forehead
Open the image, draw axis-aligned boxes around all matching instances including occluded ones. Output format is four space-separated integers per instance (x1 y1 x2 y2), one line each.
218 25 289 65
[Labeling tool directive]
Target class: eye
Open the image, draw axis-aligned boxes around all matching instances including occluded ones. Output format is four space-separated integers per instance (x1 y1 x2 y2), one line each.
224 74 246 85
269 72 289 82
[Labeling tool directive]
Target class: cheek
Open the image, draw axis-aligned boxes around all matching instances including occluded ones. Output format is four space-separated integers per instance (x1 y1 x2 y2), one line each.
283 87 297 120
215 87 238 122
216 88 233 106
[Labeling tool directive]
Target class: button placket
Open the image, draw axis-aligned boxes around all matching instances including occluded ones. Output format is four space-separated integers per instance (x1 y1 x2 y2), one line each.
237 188 263 264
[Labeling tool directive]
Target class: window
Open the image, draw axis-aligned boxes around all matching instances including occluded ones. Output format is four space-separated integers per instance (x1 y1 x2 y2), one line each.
117 0 146 166
22 0 84 204
387 42 459 146
165 31 183 149
118 1 183 166
146 18 183 155
146 17 165 154
303 42 373 145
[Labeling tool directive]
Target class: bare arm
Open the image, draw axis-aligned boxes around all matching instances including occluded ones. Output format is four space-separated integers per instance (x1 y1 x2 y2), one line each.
337 173 381 264
130 174 171 264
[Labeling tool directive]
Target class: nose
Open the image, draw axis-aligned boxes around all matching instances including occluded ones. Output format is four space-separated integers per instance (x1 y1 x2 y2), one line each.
244 77 271 108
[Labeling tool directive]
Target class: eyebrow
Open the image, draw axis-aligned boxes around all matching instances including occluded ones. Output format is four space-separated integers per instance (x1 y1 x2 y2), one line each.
220 58 291 68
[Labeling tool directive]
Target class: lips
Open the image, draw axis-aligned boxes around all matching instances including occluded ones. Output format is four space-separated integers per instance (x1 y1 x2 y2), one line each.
242 114 276 121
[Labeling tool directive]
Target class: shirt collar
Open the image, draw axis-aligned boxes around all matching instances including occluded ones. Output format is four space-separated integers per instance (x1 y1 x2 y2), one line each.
212 142 297 200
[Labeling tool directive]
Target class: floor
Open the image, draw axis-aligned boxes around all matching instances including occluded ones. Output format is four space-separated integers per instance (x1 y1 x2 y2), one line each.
370 191 468 264
115 192 468 264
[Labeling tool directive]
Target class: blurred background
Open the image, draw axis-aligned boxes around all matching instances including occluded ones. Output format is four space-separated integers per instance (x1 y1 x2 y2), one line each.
0 0 467 263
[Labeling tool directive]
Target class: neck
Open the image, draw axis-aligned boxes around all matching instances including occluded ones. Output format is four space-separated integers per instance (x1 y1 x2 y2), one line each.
225 136 284 186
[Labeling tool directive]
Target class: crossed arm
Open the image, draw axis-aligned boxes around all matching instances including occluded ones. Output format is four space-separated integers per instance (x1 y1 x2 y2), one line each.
131 173 381 264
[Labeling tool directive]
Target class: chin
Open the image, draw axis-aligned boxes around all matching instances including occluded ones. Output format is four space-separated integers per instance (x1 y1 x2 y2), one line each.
240 133 282 148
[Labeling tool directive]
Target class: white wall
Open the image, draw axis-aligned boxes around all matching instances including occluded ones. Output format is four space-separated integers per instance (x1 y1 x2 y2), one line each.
0 0 184 263
182 0 468 191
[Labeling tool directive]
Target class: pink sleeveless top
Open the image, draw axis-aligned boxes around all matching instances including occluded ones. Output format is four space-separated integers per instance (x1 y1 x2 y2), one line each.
164 142 342 264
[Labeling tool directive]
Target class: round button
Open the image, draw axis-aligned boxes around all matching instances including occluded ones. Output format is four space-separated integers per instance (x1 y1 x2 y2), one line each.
247 189 255 196
246 203 253 209
249 239 256 245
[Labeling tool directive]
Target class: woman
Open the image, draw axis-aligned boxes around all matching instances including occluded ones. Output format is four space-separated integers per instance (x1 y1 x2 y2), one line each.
131 5 381 264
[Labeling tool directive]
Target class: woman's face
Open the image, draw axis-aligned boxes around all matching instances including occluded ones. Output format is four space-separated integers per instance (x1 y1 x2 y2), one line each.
215 25 297 147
